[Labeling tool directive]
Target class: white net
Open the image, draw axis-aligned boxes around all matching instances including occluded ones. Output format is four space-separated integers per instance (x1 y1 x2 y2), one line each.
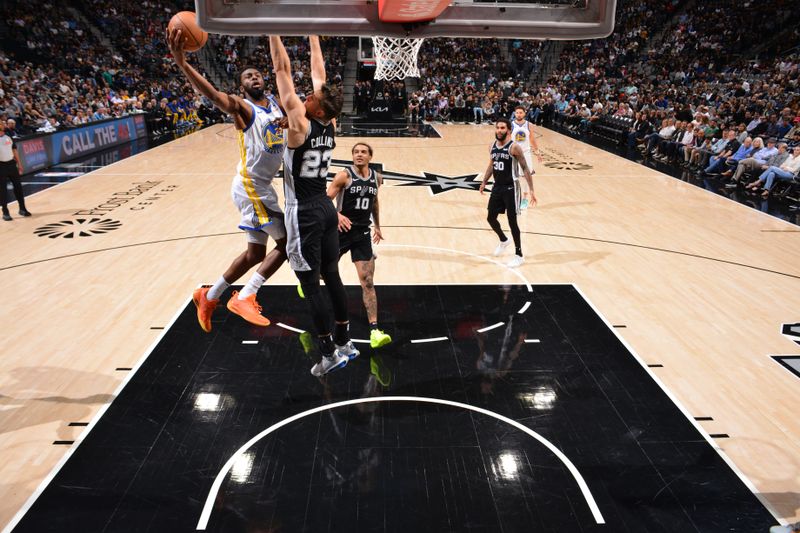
372 36 424 80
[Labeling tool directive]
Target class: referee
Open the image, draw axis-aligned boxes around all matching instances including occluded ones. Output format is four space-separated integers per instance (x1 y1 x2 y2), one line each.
0 122 30 221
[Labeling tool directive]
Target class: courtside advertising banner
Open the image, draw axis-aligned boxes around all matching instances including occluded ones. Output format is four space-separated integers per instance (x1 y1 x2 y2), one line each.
17 115 148 173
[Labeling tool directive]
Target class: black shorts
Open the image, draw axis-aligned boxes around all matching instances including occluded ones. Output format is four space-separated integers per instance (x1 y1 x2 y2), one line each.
487 182 521 216
285 195 339 272
339 227 373 262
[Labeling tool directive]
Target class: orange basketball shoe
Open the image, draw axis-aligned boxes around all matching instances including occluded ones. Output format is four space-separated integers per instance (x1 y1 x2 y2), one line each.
227 291 270 327
192 287 219 333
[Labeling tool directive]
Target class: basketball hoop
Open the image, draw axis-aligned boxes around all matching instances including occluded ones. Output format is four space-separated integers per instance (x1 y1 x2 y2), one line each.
372 36 424 80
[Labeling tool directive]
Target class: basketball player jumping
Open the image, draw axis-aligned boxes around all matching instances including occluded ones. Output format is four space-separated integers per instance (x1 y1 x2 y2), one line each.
479 118 536 268
270 34 358 376
168 27 288 332
326 142 392 349
511 106 543 210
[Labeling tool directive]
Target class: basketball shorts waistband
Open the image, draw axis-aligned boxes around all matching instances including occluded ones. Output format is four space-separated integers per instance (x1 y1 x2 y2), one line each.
285 194 330 211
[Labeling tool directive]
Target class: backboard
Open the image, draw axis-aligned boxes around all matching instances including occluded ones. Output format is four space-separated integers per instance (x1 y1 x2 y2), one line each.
194 0 616 40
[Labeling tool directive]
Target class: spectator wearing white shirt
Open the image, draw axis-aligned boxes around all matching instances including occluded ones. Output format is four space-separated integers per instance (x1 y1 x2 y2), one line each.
644 118 676 155
748 146 800 197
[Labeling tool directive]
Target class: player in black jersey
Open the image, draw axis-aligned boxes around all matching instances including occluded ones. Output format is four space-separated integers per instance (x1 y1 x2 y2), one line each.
479 118 536 268
326 142 392 349
270 35 356 376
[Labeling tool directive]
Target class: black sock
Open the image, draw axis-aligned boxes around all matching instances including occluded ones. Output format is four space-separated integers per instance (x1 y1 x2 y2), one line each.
369 321 379 330
318 334 335 356
515 247 522 257
334 322 350 346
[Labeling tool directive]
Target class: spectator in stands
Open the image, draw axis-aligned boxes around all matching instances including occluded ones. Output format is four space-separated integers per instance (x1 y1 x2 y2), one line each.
407 96 420 124
748 145 800 197
643 118 675 155
688 128 731 169
721 137 763 177
454 92 466 123
469 98 482 123
739 142 789 189
5 119 19 138
704 136 750 176
729 138 779 183
783 118 800 140
656 121 693 163
627 111 651 148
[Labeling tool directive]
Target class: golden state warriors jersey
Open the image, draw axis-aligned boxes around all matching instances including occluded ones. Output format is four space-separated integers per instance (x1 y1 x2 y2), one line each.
511 120 532 153
236 96 285 183
231 97 286 231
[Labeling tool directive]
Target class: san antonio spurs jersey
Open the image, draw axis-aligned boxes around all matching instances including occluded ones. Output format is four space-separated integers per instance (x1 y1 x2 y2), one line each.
336 166 378 229
283 118 335 204
232 96 285 231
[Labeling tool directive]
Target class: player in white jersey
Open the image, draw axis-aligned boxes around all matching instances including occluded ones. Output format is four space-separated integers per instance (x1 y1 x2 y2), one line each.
168 27 288 332
512 106 543 210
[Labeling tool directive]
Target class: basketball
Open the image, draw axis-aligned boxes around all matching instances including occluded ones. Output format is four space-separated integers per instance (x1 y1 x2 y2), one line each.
168 11 208 52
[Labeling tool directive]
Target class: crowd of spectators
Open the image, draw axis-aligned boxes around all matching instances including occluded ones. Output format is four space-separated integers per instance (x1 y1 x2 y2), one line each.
210 36 348 100
397 0 800 196
354 80 406 116
0 0 218 137
529 0 800 195
509 40 544 80
405 38 525 123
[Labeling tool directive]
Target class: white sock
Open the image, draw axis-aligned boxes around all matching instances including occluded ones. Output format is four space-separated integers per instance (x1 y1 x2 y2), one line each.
207 277 230 301
239 272 266 299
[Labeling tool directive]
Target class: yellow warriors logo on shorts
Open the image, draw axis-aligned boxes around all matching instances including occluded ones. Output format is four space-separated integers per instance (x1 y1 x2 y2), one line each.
262 121 285 154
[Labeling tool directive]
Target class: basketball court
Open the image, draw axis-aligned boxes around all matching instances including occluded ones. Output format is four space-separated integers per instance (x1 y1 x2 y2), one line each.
2 0 800 531
2 123 799 531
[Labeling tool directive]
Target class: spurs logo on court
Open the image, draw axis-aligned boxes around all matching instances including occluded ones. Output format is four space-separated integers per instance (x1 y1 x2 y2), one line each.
781 323 800 346
34 218 123 239
544 161 594 171
329 159 482 195
541 148 593 171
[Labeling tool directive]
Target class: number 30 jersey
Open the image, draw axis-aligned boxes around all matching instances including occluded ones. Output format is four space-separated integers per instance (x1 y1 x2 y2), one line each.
491 140 515 188
283 118 335 204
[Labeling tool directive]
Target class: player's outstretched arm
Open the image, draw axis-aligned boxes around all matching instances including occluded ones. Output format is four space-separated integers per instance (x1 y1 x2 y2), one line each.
479 159 493 195
167 27 249 125
327 170 352 232
528 122 543 162
372 172 384 244
309 35 326 93
511 144 537 206
269 35 307 138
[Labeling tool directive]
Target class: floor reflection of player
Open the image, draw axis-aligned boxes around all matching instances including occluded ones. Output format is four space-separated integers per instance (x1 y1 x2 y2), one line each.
475 316 527 396
315 353 391 495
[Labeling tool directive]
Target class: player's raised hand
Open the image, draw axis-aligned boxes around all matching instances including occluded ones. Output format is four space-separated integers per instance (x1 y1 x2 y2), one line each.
337 213 352 232
373 227 384 244
167 27 186 65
